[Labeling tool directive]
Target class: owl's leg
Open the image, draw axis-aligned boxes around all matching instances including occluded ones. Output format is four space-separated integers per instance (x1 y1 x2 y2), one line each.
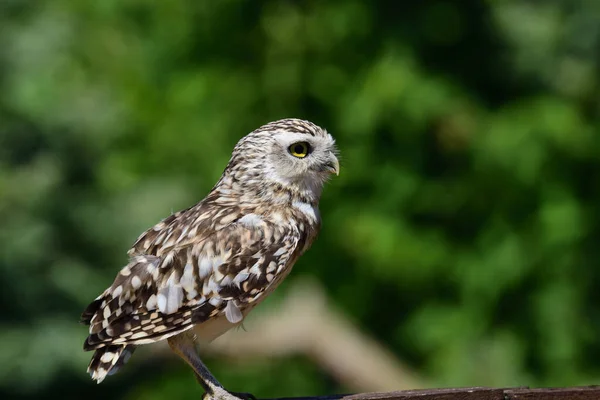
191 373 256 400
167 331 255 400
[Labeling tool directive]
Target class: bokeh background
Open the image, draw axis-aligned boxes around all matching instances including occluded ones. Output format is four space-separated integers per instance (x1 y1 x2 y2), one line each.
1 1 600 399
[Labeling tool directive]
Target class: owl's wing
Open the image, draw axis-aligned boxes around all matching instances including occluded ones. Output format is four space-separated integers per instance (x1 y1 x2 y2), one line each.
127 203 217 257
81 217 302 350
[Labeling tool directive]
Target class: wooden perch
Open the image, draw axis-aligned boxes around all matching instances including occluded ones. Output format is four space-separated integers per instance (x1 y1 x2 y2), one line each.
263 386 600 400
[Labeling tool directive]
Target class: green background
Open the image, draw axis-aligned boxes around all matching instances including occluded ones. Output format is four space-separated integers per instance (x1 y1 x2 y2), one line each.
1 1 599 399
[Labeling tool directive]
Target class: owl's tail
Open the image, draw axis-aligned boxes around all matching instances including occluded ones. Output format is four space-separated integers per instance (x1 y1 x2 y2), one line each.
87 344 136 383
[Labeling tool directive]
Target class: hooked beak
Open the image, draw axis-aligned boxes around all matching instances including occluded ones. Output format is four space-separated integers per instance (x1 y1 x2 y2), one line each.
324 153 340 176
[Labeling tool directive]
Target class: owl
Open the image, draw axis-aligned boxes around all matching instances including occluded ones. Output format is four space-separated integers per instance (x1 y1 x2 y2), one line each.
81 118 339 400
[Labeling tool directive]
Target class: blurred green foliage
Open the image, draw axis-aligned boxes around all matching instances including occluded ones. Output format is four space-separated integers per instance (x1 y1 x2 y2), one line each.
1 1 599 399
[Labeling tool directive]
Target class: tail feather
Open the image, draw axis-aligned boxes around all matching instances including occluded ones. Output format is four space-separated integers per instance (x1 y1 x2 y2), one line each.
87 345 136 383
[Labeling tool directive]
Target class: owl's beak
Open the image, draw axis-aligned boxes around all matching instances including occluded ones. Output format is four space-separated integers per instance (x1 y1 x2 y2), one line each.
324 154 340 176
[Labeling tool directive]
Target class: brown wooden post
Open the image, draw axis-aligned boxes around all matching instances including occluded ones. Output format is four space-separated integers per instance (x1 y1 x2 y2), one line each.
265 386 600 400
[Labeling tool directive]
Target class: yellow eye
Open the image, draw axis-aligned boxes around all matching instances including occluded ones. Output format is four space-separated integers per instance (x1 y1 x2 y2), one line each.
288 142 310 158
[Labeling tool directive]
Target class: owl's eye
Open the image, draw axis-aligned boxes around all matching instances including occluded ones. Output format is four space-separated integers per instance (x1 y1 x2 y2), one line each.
288 142 310 158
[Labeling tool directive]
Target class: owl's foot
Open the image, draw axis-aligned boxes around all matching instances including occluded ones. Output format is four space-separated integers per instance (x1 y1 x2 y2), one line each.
203 387 257 400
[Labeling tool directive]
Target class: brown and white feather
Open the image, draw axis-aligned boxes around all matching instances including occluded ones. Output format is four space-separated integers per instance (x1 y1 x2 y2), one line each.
81 118 337 383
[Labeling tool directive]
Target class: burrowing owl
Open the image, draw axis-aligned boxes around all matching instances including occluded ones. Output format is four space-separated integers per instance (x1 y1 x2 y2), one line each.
81 118 339 399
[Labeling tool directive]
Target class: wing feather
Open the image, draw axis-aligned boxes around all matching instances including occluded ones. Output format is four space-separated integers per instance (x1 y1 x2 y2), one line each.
82 205 302 350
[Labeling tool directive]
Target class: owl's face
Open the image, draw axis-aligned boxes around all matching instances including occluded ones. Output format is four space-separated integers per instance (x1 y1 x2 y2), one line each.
268 128 338 183
226 119 339 199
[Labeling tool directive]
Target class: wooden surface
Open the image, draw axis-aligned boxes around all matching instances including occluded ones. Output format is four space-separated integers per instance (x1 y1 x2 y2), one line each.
266 386 600 400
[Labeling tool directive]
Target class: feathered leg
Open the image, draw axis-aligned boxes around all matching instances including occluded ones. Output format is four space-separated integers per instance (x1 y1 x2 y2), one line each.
167 331 255 400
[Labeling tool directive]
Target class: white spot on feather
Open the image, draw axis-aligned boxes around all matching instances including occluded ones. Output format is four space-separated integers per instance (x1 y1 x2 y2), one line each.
157 293 167 313
112 285 123 297
93 367 107 382
198 258 212 279
131 276 142 289
292 201 318 222
157 284 183 315
146 294 157 310
130 331 148 339
238 213 263 228
225 301 243 324
273 247 287 257
100 352 115 363
180 263 196 293
270 211 285 224
220 275 233 286
146 263 157 276
161 252 175 268
249 261 263 277
233 272 250 287
209 297 223 307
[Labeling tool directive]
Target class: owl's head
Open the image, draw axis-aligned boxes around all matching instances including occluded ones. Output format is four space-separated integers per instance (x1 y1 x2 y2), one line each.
223 118 339 201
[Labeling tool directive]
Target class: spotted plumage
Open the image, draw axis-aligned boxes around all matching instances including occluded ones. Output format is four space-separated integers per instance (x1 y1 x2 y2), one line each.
81 118 339 395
